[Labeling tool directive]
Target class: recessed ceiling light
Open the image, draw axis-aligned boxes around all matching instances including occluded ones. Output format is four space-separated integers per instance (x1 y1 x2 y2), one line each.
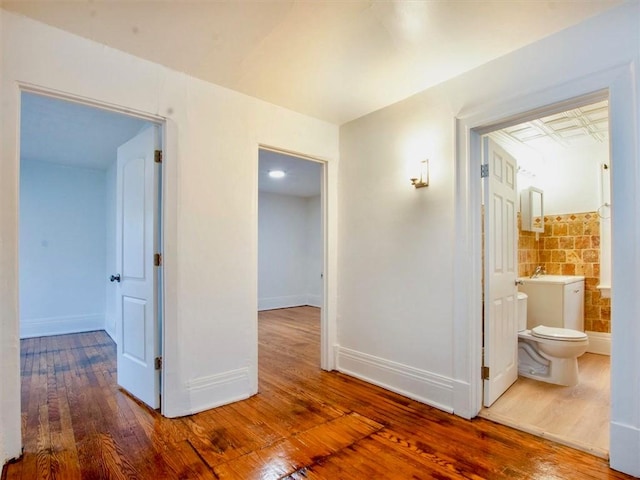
268 170 286 178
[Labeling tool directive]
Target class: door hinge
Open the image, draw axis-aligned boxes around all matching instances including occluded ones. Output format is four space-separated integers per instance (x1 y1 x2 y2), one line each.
154 253 162 267
154 356 163 370
154 150 163 163
481 164 489 178
482 366 490 380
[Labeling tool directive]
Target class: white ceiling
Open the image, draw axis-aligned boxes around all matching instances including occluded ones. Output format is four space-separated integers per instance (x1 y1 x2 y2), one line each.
2 0 622 125
259 150 322 197
21 92 150 170
506 101 608 147
492 100 609 155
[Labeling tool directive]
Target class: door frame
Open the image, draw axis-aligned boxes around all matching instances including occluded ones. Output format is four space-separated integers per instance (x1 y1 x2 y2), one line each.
17 84 168 411
257 145 335 371
453 63 639 472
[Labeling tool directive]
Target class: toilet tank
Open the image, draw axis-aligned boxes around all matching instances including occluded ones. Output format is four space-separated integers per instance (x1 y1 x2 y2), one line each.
518 275 585 331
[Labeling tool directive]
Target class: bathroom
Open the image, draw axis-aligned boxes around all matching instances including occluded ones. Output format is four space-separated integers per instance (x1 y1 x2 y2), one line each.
481 100 612 457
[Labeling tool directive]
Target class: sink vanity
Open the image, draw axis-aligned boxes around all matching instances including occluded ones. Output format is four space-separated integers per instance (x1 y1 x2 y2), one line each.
518 275 585 331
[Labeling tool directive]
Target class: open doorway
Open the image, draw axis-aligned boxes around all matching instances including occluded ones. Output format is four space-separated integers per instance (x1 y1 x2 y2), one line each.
19 91 164 411
257 148 325 378
479 98 611 457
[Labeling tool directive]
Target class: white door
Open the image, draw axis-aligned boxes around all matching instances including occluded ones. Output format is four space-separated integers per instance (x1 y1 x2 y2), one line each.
114 125 161 409
483 137 518 407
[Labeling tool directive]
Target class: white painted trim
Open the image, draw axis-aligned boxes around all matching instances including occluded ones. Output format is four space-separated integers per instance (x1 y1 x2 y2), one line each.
610 422 640 475
20 314 104 338
336 346 454 413
13 84 173 419
257 145 337 373
586 331 611 356
185 368 252 415
455 62 639 476
258 295 309 311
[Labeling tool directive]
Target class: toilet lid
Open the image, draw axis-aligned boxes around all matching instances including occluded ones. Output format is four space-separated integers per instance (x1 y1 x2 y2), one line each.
531 325 588 341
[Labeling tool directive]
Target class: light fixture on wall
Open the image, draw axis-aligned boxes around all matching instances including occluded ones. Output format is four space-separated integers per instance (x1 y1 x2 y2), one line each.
268 169 286 179
410 159 429 188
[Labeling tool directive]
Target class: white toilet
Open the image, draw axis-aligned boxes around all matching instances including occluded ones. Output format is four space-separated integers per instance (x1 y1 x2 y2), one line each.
517 289 589 386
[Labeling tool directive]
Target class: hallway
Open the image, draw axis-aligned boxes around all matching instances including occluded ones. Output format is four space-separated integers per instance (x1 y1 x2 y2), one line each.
3 307 629 479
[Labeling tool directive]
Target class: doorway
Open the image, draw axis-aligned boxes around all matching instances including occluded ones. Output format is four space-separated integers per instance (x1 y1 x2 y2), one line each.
257 147 326 371
479 98 612 456
18 90 164 411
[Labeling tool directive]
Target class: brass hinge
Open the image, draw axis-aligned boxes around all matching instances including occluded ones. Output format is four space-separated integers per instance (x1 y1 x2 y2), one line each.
154 253 162 267
154 356 162 370
482 366 490 380
481 164 489 178
154 150 163 163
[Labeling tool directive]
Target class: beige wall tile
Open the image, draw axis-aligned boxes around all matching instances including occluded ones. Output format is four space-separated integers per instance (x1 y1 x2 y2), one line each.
517 211 608 333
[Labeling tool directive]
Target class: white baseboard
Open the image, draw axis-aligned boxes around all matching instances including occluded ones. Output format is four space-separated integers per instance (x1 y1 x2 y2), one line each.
336 346 453 413
610 421 640 476
20 313 104 338
105 326 116 343
258 295 308 311
258 294 322 311
452 379 475 419
306 294 323 308
586 331 611 355
185 367 252 415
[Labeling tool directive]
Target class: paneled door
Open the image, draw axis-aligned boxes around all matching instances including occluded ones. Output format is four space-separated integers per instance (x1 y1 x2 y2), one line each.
114 125 161 409
483 137 518 407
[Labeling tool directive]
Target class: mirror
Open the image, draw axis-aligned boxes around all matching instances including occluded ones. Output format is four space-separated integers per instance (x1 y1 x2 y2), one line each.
521 186 544 233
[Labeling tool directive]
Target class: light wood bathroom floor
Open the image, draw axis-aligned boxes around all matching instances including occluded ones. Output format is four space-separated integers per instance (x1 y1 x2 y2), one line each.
479 353 610 458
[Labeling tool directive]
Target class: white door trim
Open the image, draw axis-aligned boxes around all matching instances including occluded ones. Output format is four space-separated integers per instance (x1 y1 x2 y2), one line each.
257 145 336 371
17 83 169 412
453 63 640 475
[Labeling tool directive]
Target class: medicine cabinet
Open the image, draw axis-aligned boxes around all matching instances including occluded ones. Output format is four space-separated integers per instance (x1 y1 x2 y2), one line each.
521 186 544 233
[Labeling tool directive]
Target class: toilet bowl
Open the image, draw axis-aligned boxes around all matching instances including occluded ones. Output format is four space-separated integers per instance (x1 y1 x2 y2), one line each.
517 292 588 386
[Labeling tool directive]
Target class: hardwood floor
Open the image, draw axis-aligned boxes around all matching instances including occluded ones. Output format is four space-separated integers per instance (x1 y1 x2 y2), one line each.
3 306 632 479
479 353 610 458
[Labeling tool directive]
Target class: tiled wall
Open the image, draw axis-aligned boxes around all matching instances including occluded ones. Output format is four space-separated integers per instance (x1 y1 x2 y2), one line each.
518 212 610 333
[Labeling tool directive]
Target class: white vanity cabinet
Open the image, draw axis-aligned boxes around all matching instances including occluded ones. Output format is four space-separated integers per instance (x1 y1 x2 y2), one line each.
518 275 585 331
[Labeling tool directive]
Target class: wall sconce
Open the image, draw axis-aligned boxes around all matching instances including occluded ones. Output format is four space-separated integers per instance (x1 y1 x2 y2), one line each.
410 159 429 188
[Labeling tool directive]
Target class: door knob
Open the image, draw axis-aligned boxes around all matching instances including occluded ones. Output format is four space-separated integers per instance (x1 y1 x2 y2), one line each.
110 274 121 283
515 279 524 286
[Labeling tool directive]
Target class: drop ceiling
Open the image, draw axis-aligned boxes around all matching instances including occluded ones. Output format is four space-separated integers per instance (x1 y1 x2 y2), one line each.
1 0 622 125
490 100 610 161
500 101 609 149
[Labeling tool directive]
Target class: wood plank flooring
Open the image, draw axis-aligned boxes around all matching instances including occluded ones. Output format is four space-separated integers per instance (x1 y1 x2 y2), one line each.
2 306 633 479
479 353 610 458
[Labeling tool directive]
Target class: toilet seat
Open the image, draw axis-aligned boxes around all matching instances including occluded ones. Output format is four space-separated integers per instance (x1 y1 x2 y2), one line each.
531 325 588 342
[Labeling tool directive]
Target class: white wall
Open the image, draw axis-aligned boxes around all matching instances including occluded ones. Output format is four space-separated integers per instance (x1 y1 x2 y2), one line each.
258 193 322 310
0 8 339 465
338 3 639 476
19 160 107 337
508 141 608 216
536 143 608 215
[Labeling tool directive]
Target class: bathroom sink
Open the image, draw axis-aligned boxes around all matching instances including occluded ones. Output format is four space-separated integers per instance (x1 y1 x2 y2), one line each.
519 274 585 284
